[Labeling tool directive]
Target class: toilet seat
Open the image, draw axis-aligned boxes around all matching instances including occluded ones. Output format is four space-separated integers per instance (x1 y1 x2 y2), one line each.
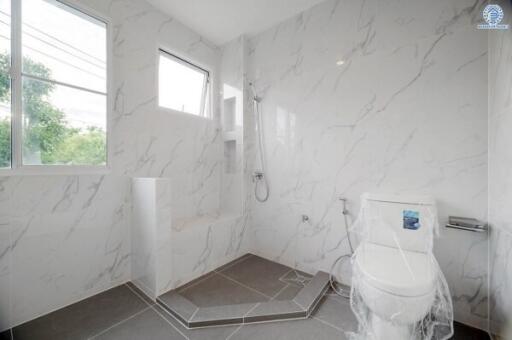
354 243 436 297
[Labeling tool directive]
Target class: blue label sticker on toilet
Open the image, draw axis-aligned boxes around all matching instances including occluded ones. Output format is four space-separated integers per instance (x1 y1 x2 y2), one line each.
403 210 420 230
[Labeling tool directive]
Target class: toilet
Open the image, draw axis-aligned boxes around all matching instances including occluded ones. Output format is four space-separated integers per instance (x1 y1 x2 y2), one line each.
351 193 445 340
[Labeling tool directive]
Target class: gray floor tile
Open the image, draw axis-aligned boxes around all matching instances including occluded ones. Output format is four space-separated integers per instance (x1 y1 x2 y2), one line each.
244 300 305 323
174 271 216 292
273 284 302 301
279 270 312 287
293 271 329 313
93 308 186 340
12 285 147 340
213 254 254 273
230 318 348 340
157 291 198 323
189 303 257 327
125 282 155 305
178 273 268 307
218 255 291 298
154 305 239 340
5 281 493 340
312 295 357 333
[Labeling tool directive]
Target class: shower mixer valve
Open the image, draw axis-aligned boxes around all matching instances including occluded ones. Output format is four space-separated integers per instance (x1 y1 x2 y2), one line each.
339 197 349 215
253 171 264 181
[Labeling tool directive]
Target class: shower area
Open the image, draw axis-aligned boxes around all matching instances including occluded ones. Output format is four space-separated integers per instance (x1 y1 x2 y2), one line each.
130 36 332 327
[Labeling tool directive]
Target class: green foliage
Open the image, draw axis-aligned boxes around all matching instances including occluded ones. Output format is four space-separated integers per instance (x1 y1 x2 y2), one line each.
48 127 106 165
0 118 10 168
0 54 9 102
0 52 106 167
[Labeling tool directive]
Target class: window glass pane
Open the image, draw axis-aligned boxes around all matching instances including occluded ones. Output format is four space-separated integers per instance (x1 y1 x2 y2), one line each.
0 0 10 168
22 77 106 166
159 52 207 116
22 0 106 93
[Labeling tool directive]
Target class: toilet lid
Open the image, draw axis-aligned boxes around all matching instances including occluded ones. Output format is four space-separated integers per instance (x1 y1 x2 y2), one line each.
354 243 437 297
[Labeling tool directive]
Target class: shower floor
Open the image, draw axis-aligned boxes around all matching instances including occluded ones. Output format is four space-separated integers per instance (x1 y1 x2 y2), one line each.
157 254 330 328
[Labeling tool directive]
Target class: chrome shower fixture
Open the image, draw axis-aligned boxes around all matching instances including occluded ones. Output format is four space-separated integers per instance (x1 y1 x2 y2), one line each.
250 82 270 203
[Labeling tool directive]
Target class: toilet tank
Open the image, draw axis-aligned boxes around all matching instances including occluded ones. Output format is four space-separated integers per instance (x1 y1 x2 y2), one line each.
360 193 438 253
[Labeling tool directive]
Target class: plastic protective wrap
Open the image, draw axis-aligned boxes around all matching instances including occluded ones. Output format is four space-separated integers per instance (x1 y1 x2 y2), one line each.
347 195 454 340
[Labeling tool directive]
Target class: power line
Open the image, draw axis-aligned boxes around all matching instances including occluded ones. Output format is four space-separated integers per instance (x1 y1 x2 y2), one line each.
0 33 105 81
0 10 105 65
0 18 105 70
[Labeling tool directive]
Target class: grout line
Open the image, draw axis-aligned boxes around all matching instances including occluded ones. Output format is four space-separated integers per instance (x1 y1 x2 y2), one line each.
277 268 294 282
124 283 154 306
215 254 254 273
10 280 128 329
187 305 200 322
312 316 346 334
177 254 253 294
176 271 217 294
242 302 261 321
149 303 189 340
87 306 152 339
270 283 290 300
225 324 243 340
215 271 273 300
307 285 330 317
281 270 313 287
153 302 195 331
292 295 306 310
125 282 189 340
168 314 310 331
129 280 155 300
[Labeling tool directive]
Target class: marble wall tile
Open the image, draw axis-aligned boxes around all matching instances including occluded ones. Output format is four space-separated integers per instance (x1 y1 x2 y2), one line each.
131 178 159 299
0 0 496 333
489 229 512 336
0 0 225 330
7 175 131 326
489 1 512 337
168 214 248 290
220 37 245 216
247 0 488 330
0 220 11 331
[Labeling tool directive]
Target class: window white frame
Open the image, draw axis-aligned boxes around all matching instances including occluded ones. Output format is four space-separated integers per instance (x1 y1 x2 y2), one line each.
157 48 211 118
1 0 111 176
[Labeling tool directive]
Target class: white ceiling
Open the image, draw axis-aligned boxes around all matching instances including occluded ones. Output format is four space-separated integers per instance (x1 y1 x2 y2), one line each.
146 0 327 45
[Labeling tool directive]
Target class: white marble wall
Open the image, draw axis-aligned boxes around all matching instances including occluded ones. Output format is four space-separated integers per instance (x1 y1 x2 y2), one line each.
0 0 224 330
489 1 512 337
131 176 250 298
168 213 248 290
0 175 131 330
247 0 489 330
132 178 165 299
220 37 245 216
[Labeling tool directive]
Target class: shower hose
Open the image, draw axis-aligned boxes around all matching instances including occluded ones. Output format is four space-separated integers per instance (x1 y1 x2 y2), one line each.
329 198 354 298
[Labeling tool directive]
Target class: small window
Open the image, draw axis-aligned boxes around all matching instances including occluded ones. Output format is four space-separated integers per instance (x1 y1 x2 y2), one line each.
158 50 210 117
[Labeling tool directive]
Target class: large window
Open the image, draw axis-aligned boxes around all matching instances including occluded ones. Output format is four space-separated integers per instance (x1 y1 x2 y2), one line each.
158 50 210 117
0 0 108 170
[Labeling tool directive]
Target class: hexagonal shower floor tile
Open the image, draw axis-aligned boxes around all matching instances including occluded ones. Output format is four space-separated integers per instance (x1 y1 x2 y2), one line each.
156 254 330 328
